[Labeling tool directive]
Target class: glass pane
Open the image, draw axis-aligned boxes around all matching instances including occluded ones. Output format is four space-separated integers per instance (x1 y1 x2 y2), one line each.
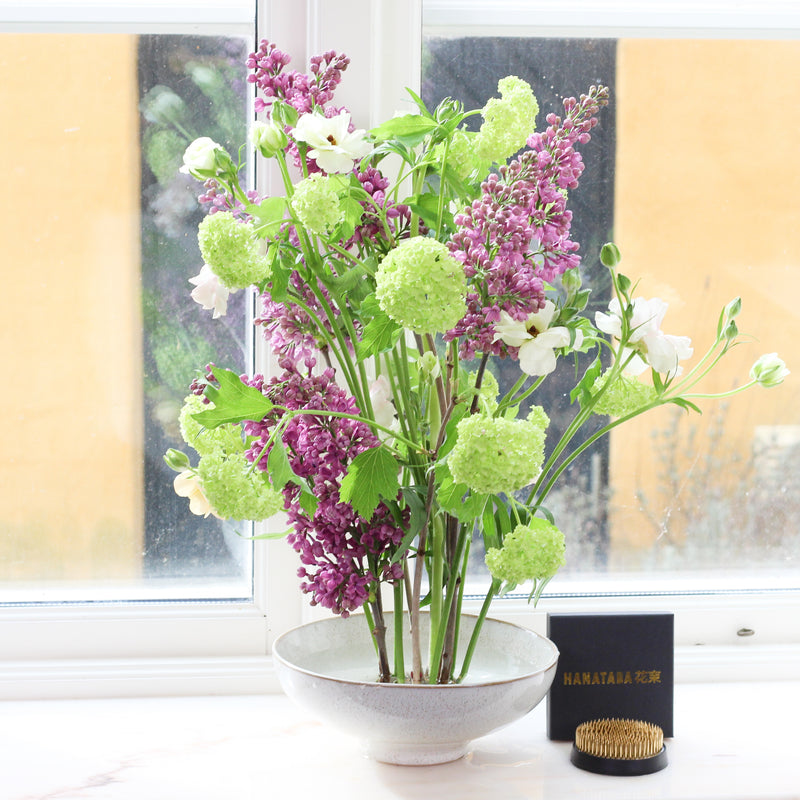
422 35 800 593
0 33 252 602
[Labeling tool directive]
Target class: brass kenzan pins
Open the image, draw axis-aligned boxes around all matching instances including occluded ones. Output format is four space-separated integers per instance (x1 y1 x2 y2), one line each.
570 718 668 776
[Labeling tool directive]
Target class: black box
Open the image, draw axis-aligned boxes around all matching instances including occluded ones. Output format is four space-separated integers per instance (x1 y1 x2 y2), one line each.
546 612 674 741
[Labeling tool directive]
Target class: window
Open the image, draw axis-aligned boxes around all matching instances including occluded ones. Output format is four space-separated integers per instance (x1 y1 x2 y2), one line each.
0 1 796 699
1 31 255 605
0 0 422 698
424 1 800 590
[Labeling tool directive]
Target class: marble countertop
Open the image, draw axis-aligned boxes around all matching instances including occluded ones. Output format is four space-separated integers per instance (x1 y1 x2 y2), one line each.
2 681 798 800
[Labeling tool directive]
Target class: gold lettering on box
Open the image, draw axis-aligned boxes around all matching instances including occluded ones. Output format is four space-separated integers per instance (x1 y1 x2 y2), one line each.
561 669 661 687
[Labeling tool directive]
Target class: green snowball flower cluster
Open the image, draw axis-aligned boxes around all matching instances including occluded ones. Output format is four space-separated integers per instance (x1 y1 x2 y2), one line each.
179 394 245 457
375 237 467 334
197 211 269 290
591 371 658 418
485 519 566 585
475 76 539 164
197 451 284 522
291 173 343 235
443 129 491 181
448 408 549 495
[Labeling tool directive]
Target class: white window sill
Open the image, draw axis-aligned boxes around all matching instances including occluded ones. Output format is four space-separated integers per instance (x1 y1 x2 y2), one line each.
3 681 797 799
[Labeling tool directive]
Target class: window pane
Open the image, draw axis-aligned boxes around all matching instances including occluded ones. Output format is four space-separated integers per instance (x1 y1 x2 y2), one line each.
0 33 252 602
422 35 800 592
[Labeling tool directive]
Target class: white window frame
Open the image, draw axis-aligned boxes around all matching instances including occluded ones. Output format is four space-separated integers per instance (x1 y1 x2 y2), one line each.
0 0 797 700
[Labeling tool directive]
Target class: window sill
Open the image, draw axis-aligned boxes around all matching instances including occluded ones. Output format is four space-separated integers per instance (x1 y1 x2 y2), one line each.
3 681 797 800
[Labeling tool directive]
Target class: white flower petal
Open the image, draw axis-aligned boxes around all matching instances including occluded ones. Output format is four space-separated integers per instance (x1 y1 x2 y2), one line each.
293 111 372 174
535 326 570 349
189 264 231 319
518 339 559 376
492 311 533 348
527 300 557 333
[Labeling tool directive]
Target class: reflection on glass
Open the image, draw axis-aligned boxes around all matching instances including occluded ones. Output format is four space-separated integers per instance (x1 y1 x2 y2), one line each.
422 36 800 587
1 34 251 601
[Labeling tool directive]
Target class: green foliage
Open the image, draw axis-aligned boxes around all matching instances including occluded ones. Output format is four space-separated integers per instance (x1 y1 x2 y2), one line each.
339 446 401 519
194 368 273 427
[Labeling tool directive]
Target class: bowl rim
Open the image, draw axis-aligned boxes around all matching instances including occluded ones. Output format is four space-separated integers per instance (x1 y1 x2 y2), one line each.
272 612 560 688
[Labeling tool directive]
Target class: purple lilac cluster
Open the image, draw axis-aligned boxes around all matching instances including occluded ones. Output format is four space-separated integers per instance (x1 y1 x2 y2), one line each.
198 179 260 218
242 367 406 616
348 166 412 251
246 40 349 116
446 85 609 360
256 272 339 369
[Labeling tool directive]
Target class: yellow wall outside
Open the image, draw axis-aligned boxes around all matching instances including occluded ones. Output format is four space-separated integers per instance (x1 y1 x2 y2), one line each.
610 39 800 558
0 35 143 582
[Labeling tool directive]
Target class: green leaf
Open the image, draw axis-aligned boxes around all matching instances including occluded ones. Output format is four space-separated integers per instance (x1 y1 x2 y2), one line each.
406 192 445 231
669 397 703 415
339 446 400 519
268 254 291 303
369 114 438 146
435 472 486 522
193 368 274 428
267 437 296 491
404 86 433 117
249 196 288 236
299 489 318 517
570 356 603 407
356 309 401 361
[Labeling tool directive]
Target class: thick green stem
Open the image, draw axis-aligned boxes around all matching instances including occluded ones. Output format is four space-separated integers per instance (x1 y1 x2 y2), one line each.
456 579 501 683
393 577 406 683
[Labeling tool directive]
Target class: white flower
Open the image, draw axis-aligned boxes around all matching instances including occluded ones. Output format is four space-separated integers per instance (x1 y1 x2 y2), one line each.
173 470 218 518
493 310 534 348
179 137 222 178
292 111 372 173
595 296 692 378
188 264 231 319
493 301 577 377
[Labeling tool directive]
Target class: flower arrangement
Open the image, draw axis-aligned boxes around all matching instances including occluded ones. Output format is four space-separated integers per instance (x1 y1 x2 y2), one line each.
165 40 787 684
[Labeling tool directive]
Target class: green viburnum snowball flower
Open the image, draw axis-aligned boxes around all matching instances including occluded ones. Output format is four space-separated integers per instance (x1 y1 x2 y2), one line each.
197 211 269 291
179 394 244 457
292 173 344 235
485 519 566 584
448 409 548 495
375 237 467 334
591 371 658 418
197 451 283 521
442 129 491 181
475 76 539 164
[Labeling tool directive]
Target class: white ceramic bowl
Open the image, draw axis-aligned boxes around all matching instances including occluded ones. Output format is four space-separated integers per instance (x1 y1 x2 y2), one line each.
273 613 559 765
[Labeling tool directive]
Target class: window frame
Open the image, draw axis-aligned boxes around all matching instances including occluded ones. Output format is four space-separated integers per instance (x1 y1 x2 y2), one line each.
0 0 797 700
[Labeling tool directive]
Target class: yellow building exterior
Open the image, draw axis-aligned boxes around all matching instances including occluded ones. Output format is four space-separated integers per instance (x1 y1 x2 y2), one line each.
610 39 800 559
1 35 143 582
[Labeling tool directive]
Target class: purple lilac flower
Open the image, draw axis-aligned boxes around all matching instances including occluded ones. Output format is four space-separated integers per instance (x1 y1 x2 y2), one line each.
446 85 609 360
246 40 349 116
347 166 412 251
241 367 406 616
198 178 260 219
256 272 340 369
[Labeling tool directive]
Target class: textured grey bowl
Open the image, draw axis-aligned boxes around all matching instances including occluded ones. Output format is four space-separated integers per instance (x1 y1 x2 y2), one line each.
273 613 559 765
